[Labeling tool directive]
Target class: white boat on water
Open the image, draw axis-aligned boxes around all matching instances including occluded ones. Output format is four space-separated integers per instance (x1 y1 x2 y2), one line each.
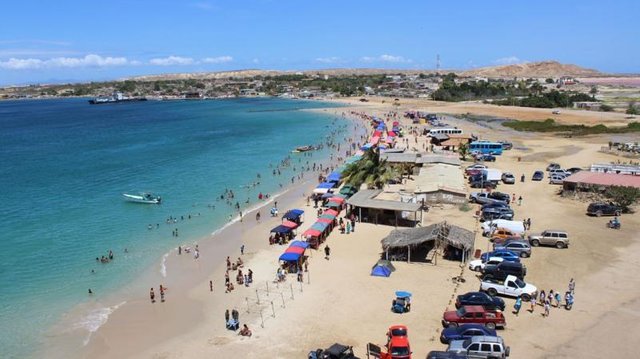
122 192 162 204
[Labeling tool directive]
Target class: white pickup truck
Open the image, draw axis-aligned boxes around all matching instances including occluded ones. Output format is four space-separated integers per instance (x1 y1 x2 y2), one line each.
480 275 538 301
469 192 509 205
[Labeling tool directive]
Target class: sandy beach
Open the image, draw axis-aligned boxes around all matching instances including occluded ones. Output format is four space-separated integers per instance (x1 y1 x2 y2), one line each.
46 98 640 359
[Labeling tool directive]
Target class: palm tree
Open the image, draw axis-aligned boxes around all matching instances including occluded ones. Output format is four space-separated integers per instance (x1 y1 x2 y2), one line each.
342 147 398 189
458 142 470 161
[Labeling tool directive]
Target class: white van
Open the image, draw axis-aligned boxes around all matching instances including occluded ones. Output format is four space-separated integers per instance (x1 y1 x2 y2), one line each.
481 219 525 237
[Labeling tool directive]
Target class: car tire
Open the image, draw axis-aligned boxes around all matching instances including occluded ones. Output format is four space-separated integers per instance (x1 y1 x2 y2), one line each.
520 252 529 258
530 239 540 247
615 211 621 216
448 323 458 328
487 288 498 296
521 294 531 301
596 210 603 217
556 242 566 249
485 322 496 330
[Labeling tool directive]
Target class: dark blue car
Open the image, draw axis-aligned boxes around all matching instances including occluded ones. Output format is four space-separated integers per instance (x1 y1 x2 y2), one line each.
480 250 521 263
440 324 497 344
532 171 544 181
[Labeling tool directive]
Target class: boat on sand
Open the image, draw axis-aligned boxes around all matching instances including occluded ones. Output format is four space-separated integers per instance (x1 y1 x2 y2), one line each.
292 145 314 153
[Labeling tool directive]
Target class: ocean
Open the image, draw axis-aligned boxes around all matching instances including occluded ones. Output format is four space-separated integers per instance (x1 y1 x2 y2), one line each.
0 97 345 358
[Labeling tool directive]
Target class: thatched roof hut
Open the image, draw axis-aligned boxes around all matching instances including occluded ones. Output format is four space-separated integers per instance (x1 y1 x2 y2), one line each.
380 221 475 263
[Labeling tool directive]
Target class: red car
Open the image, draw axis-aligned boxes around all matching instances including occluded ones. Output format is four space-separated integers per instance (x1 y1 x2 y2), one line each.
382 325 411 359
441 305 506 330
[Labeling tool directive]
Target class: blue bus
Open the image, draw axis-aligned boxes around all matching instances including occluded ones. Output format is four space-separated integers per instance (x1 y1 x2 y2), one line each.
469 141 504 155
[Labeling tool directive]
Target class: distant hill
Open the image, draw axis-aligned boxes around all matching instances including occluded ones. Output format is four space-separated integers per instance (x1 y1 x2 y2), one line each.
460 61 602 78
124 61 603 82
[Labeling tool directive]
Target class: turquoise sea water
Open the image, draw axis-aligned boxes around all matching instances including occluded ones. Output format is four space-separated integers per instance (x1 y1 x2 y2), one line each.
0 98 343 358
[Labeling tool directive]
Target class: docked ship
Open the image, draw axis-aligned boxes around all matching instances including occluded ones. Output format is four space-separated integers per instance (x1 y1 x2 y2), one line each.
89 92 148 105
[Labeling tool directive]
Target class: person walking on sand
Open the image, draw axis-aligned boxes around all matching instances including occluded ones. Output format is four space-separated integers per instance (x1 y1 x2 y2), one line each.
241 244 245 255
513 296 522 316
530 296 536 313
351 215 356 232
539 290 546 305
324 245 331 260
160 285 165 302
346 220 351 234
543 300 550 317
225 309 230 324
518 196 523 206
569 278 575 294
555 291 562 307
210 280 213 292
150 288 155 303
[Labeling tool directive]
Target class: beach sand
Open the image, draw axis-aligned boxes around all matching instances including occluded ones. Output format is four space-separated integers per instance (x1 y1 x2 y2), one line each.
47 99 640 358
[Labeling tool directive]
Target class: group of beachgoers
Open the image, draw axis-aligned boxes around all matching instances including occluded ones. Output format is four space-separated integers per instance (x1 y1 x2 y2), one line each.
224 255 253 293
95 249 115 264
517 278 576 317
149 284 167 303
225 308 251 337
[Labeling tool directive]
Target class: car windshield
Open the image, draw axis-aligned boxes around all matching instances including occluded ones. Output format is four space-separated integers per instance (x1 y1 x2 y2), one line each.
391 346 410 355
391 328 407 337
514 278 526 288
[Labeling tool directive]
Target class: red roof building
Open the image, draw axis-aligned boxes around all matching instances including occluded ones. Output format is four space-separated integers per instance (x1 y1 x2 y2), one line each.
563 171 640 191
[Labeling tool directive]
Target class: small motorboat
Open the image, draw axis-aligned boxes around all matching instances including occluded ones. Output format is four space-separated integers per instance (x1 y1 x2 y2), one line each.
122 192 162 204
292 145 314 153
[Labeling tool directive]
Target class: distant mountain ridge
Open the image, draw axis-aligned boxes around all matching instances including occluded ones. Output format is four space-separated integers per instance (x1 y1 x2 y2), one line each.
460 61 602 78
125 61 605 82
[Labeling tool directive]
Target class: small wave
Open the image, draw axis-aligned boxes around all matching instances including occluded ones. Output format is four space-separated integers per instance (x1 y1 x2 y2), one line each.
74 301 126 346
160 253 169 277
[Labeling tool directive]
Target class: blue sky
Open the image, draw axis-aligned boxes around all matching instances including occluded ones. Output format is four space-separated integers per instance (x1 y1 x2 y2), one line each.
1 0 638 85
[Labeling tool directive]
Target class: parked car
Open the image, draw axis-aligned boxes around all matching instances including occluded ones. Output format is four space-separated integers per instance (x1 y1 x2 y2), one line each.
481 202 510 211
481 220 525 237
492 236 524 246
466 164 487 175
456 292 505 311
478 154 496 162
447 336 510 358
480 275 537 301
309 343 357 359
482 261 527 280
546 163 561 171
480 250 520 263
490 228 520 243
468 257 504 272
498 141 513 150
494 241 532 258
528 230 569 248
587 202 621 217
501 173 515 184
549 169 570 177
426 351 468 359
442 306 506 330
549 175 566 185
481 207 514 221
440 324 497 344
470 192 508 205
565 167 582 174
532 171 544 181
470 179 497 189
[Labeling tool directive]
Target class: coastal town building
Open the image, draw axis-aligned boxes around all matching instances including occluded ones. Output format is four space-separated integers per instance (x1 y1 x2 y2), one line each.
562 171 640 193
412 164 467 205
345 189 423 227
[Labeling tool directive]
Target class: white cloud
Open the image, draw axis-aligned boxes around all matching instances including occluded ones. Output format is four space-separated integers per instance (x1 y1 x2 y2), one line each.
315 56 341 64
0 54 130 70
361 54 412 63
202 56 233 64
149 56 195 66
493 56 526 65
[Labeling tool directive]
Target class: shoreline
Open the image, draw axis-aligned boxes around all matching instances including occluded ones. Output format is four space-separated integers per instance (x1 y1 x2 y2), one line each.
39 106 369 358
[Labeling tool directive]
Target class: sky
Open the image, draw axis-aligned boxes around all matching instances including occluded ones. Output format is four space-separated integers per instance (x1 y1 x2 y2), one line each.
0 0 638 85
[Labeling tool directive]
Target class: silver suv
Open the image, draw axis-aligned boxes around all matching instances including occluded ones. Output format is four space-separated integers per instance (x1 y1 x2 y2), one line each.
528 230 569 249
447 335 510 358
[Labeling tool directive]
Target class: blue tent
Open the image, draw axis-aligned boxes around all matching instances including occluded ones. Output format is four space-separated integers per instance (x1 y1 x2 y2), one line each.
279 252 302 261
327 172 342 182
283 209 304 221
361 144 373 150
290 240 310 249
371 265 392 277
271 225 292 234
